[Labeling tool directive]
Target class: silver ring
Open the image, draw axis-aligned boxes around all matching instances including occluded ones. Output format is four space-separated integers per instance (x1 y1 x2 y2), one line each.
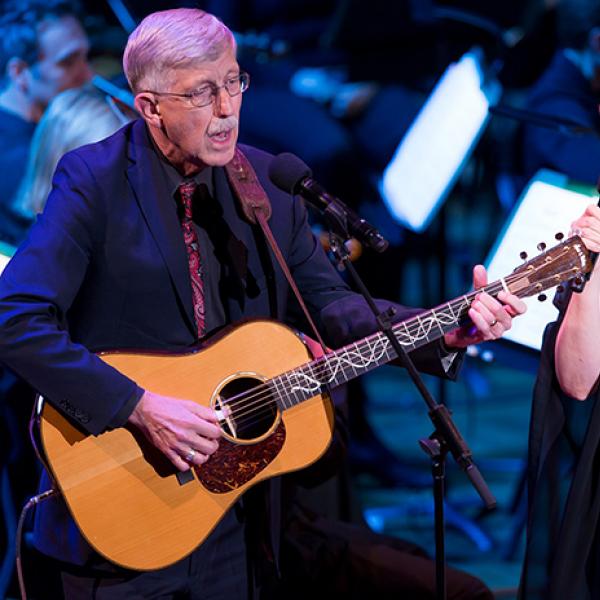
490 319 498 327
185 449 196 462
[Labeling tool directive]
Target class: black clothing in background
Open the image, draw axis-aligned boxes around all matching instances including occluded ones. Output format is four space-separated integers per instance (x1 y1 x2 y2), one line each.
519 291 600 600
522 51 600 185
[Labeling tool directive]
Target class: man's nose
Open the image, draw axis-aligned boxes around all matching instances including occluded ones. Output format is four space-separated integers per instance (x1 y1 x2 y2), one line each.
213 88 234 116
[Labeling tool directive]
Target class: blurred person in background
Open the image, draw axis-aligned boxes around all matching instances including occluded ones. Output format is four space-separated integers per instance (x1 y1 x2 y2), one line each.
521 0 600 186
11 85 130 236
0 0 92 243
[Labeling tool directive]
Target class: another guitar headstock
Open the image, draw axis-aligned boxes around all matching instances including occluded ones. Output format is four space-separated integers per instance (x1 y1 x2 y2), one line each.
508 235 592 300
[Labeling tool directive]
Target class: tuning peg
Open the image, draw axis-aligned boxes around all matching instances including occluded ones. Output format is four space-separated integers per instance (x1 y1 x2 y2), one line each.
570 275 585 292
537 242 547 252
520 251 528 260
555 232 564 241
538 293 547 302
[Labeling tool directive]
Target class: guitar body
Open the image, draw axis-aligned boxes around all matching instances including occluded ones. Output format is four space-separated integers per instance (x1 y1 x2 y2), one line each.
39 320 334 570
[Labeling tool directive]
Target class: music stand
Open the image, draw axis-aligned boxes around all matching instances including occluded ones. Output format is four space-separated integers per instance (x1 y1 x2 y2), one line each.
379 49 501 232
485 169 597 351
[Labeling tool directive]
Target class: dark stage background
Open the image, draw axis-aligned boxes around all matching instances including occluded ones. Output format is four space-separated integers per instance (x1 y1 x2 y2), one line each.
1 1 599 598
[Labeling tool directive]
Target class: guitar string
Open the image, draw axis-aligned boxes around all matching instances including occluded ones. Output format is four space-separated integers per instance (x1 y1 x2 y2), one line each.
217 271 559 431
220 289 481 422
218 252 576 431
214 274 539 431
225 260 576 431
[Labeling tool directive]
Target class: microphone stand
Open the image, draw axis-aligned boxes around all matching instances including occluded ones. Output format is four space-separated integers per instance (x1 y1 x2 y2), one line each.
322 208 495 600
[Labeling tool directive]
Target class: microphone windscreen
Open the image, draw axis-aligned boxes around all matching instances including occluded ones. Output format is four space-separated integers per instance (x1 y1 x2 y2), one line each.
268 153 312 194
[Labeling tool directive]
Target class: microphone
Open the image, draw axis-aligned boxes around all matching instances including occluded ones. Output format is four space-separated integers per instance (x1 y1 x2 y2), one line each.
268 153 389 253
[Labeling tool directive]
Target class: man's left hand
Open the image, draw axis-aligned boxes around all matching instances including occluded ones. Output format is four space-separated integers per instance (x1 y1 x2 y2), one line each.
443 264 527 349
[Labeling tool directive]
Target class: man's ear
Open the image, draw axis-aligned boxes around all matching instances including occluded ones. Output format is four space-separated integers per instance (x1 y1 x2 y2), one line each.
6 57 30 90
134 93 161 127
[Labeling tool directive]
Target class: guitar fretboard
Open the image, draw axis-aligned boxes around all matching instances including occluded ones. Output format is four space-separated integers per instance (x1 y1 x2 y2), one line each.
271 282 506 410
263 235 589 411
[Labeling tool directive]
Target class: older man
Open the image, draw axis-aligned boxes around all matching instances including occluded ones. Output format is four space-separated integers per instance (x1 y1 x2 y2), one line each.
0 8 524 599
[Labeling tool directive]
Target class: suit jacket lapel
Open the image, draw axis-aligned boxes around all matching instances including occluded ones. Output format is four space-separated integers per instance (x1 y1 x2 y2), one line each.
125 120 197 336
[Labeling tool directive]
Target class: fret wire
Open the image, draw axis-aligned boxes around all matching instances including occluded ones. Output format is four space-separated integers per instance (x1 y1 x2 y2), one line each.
270 376 284 410
290 368 305 404
402 321 416 350
332 352 348 386
273 375 285 410
434 307 447 335
415 314 425 339
292 369 307 406
318 354 333 385
350 343 360 377
307 361 321 387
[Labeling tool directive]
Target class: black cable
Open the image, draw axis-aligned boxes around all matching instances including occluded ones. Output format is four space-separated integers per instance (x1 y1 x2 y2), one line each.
16 489 58 600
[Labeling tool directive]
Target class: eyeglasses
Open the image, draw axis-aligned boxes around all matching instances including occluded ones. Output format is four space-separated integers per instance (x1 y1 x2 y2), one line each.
146 72 250 108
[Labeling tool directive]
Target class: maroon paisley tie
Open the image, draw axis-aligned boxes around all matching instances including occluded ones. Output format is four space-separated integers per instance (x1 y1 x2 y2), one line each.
176 181 205 337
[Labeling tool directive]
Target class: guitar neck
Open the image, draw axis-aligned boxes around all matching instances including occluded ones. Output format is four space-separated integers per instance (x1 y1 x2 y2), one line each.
270 234 591 411
271 279 511 411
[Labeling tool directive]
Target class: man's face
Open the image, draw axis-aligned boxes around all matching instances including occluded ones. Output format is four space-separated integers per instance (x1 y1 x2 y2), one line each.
28 15 92 107
153 46 242 170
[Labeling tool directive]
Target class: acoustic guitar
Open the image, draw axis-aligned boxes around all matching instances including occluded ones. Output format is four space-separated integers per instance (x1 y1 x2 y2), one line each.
37 235 591 570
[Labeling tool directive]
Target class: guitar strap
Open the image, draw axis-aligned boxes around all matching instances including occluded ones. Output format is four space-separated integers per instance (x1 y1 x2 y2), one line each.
224 147 327 352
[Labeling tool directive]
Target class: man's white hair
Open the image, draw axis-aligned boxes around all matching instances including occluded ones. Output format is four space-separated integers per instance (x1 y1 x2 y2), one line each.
123 8 235 94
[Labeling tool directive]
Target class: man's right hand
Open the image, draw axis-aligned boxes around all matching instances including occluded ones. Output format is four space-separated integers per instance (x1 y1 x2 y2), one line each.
127 390 222 471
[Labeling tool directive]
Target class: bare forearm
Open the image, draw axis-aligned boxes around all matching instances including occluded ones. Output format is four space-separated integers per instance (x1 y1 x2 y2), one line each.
555 270 600 399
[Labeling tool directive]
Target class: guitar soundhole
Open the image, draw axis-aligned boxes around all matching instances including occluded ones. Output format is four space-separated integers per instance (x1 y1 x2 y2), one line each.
217 376 278 443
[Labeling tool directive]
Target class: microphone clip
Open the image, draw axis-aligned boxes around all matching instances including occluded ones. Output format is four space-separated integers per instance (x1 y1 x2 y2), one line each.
311 184 388 254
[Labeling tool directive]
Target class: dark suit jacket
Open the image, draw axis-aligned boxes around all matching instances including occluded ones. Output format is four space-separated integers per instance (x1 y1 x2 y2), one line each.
0 119 459 566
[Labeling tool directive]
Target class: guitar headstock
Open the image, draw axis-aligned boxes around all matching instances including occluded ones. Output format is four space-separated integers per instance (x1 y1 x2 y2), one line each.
507 235 592 300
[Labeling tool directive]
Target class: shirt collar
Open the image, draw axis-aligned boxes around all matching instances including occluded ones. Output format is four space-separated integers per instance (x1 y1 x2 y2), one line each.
144 124 214 199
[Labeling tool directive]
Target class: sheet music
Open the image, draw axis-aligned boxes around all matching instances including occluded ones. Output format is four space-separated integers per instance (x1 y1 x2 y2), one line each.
380 50 501 232
486 170 597 350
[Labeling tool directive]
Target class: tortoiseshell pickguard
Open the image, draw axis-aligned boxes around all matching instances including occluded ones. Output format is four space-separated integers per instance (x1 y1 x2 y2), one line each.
194 421 286 493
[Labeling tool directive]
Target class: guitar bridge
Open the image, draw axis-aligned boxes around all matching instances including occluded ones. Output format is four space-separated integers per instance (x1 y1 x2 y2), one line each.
216 395 237 438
